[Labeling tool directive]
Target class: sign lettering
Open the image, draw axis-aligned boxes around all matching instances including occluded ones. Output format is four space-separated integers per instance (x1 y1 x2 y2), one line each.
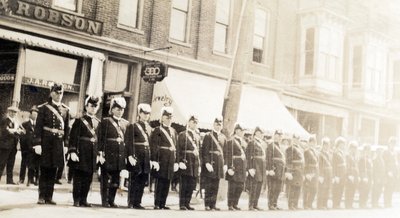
141 61 167 84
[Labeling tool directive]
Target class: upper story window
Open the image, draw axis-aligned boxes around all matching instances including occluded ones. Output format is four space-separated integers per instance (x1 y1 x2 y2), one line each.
53 0 81 13
253 8 267 63
169 0 190 42
319 27 342 81
352 46 362 88
304 28 315 75
213 0 231 53
393 61 400 99
118 0 142 29
366 45 386 93
105 60 131 92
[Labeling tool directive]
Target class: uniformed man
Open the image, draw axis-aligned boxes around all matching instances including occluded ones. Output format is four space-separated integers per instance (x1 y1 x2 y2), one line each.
382 137 398 208
20 106 40 186
246 126 266 211
371 148 385 208
98 97 129 208
317 137 332 209
344 140 359 209
358 144 373 208
177 115 201 210
67 96 100 207
33 83 70 204
201 116 226 211
0 106 25 184
125 103 152 209
303 135 319 209
266 130 285 210
224 123 247 211
285 134 304 210
331 137 347 209
150 106 178 210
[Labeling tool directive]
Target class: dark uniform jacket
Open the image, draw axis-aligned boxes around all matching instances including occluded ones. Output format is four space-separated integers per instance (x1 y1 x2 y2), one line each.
246 137 266 183
98 116 128 171
332 150 346 179
224 136 246 182
21 120 40 167
266 142 285 181
68 115 100 174
150 124 177 180
358 155 372 182
201 131 226 179
285 144 304 186
34 100 70 168
304 147 319 175
382 149 398 182
346 154 359 183
125 121 151 175
318 150 333 180
372 154 385 184
177 129 200 178
0 117 21 149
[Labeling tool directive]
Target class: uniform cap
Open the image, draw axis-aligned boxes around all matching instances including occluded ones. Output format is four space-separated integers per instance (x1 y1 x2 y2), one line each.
214 115 223 124
7 105 19 112
321 137 330 145
274 129 283 135
161 106 173 117
109 97 126 115
308 134 317 143
85 96 101 107
50 82 64 93
188 114 199 122
348 140 359 148
334 136 346 146
233 123 243 131
138 103 151 114
292 134 300 139
253 126 264 135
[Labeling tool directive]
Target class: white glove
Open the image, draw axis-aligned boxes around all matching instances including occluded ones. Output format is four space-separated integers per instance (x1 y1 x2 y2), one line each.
318 176 324 183
363 177 368 183
223 165 228 174
63 147 68 155
198 166 201 174
120 169 129 178
70 152 79 162
33 145 42 155
227 168 235 176
268 170 275 176
246 171 249 177
174 163 179 172
249 168 256 177
388 172 394 177
348 175 354 182
128 156 137 166
179 162 187 170
205 163 214 172
285 172 293 180
306 174 313 181
151 161 160 171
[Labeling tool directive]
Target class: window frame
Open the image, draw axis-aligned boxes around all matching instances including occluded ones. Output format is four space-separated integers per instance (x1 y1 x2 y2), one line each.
117 0 145 34
213 0 233 54
52 0 83 15
252 7 269 64
169 0 192 44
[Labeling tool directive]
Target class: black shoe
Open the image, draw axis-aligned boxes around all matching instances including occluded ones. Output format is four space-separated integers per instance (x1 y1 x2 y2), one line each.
109 202 118 208
102 202 110 208
6 181 16 185
133 205 145 210
37 199 46 205
228 206 235 211
154 206 161 210
46 200 57 205
80 202 92 207
180 206 187 210
55 180 62 185
186 205 195 210
73 202 80 207
162 206 171 210
233 205 241 210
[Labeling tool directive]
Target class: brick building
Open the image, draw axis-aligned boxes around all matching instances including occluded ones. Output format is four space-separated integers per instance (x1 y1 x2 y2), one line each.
0 0 399 144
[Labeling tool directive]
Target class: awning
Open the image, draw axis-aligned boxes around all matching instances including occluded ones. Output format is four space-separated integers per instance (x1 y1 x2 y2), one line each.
150 68 227 129
0 29 105 97
237 85 310 137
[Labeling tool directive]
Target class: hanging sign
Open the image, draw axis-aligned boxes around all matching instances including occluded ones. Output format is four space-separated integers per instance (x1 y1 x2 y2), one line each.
141 61 167 84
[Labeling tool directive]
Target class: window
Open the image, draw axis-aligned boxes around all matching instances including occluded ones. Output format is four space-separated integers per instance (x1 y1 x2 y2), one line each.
352 46 362 88
253 8 267 63
118 0 141 29
170 0 190 42
213 0 231 53
304 28 315 75
53 0 78 12
319 27 342 81
366 46 385 93
105 61 131 92
393 61 400 98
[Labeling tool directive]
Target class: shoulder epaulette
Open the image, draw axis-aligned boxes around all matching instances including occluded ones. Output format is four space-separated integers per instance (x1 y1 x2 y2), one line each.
61 103 70 110
38 102 48 108
121 118 129 123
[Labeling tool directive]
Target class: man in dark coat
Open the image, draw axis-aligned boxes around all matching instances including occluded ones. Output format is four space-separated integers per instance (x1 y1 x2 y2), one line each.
371 148 385 208
317 137 332 209
331 137 347 209
358 144 373 208
344 141 359 209
0 106 25 184
68 96 101 207
266 130 285 210
246 126 266 211
177 115 201 210
201 116 226 211
285 134 304 210
98 96 129 208
150 106 178 210
20 106 39 186
382 137 398 208
303 135 319 209
224 123 247 211
125 103 152 209
33 83 70 205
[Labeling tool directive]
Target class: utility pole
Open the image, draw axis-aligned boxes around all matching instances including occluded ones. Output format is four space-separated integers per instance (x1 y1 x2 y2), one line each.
222 0 254 135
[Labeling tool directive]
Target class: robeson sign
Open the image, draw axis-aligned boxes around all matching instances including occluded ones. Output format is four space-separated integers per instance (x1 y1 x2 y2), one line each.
0 0 103 36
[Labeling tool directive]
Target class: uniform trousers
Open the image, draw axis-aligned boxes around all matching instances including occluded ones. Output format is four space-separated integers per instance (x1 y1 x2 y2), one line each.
0 148 17 183
287 184 302 209
332 180 345 208
73 169 93 204
179 175 197 207
128 172 148 206
154 177 171 208
344 180 357 208
203 176 220 208
227 180 244 207
248 178 262 207
303 177 318 208
39 166 57 201
100 167 120 205
267 177 283 208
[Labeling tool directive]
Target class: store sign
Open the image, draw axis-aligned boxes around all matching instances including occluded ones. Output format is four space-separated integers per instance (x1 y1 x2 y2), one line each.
0 0 103 36
141 61 167 84
22 76 80 93
0 74 15 83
